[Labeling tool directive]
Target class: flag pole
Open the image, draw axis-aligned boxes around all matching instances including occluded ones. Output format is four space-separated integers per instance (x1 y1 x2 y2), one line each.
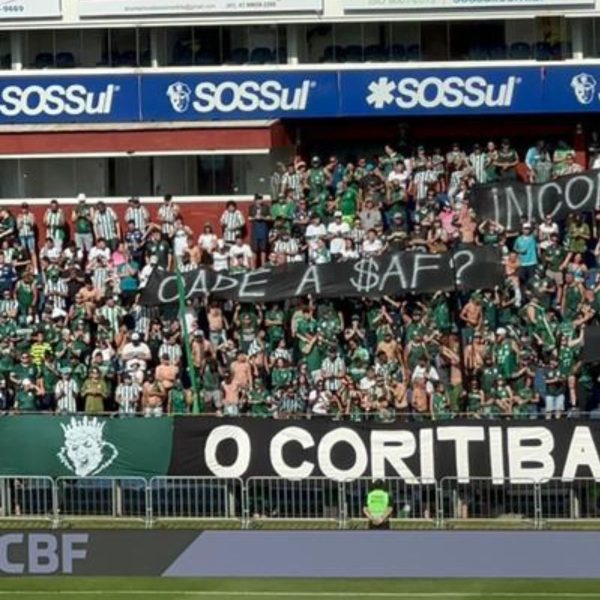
174 263 202 414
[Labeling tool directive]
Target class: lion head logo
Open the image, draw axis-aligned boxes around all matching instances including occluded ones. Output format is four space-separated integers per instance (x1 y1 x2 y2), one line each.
166 81 192 113
571 73 597 105
57 417 118 477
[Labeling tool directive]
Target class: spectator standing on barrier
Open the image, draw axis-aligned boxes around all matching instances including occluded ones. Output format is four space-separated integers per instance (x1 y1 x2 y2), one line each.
364 479 393 530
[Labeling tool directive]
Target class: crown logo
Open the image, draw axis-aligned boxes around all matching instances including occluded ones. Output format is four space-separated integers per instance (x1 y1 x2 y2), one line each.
57 417 118 477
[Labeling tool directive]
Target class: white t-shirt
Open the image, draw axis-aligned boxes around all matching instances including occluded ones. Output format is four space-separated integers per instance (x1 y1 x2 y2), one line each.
327 221 350 255
229 243 253 268
362 238 383 257
305 223 326 241
88 246 111 264
212 250 229 272
198 233 217 251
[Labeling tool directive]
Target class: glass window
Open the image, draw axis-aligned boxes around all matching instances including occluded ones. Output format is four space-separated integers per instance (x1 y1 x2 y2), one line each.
388 23 420 61
110 29 137 67
0 32 10 69
113 156 152 197
0 160 20 197
74 158 107 198
23 159 76 198
54 29 80 68
162 26 193 66
138 28 151 66
192 27 222 65
449 21 506 61
421 22 448 61
80 29 108 67
535 16 568 60
24 30 54 68
302 24 334 63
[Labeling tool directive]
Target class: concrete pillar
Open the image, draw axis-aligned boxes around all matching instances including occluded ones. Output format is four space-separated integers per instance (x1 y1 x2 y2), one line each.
150 28 159 67
10 31 22 70
571 18 584 60
287 24 299 65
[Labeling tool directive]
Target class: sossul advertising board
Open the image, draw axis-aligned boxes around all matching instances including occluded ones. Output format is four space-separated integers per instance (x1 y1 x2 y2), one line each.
1 66 600 123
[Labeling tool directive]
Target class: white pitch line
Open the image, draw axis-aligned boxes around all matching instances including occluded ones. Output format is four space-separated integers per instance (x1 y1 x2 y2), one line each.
1 592 600 598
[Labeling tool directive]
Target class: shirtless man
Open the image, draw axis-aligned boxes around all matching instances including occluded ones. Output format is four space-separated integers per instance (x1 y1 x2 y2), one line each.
155 354 179 393
230 353 253 392
221 374 241 416
207 301 227 349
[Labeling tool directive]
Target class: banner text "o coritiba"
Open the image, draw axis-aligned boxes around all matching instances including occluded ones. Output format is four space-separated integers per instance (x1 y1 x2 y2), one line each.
169 419 600 483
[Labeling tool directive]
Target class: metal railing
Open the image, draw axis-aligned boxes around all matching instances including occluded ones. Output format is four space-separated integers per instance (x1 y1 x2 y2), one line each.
0 476 55 521
439 477 538 527
55 477 148 524
149 477 243 525
2 475 600 529
246 477 341 526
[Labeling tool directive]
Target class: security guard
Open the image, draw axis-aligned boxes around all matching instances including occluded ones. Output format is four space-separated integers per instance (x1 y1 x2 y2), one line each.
363 480 392 530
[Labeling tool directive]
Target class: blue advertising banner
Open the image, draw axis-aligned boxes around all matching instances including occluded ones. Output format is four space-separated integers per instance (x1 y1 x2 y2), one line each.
0 75 139 124
140 72 339 122
0 66 599 123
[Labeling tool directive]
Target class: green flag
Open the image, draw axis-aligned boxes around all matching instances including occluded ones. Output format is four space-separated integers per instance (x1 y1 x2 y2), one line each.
0 415 173 478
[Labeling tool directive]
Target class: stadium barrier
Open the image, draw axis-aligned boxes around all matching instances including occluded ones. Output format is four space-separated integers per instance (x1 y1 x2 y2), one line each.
1 476 600 529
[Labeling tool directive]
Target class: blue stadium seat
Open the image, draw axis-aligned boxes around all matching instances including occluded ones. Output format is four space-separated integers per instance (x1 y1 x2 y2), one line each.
551 41 570 59
172 46 193 65
509 42 531 59
534 42 552 60
322 45 345 63
389 44 406 61
276 46 287 64
230 47 250 64
344 45 364 62
364 44 387 62
405 44 420 61
250 47 274 64
34 52 53 69
488 44 507 59
469 45 489 60
195 49 217 65
56 52 75 68
117 50 137 66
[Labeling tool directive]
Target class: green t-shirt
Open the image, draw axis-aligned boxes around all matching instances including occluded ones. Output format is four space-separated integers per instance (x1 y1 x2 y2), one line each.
74 205 93 234
366 489 391 519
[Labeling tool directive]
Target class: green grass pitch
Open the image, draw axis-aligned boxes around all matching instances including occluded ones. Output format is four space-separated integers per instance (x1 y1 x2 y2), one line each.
0 578 600 599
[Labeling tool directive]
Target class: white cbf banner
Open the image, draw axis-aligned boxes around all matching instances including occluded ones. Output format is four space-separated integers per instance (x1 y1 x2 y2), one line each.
80 0 322 17
0 0 61 19
344 0 591 8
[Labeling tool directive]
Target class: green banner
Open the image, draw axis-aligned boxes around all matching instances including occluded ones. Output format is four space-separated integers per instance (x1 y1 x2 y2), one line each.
0 416 173 478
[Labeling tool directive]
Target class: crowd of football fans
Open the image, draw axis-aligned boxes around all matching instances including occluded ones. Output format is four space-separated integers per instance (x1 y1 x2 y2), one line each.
1 137 599 420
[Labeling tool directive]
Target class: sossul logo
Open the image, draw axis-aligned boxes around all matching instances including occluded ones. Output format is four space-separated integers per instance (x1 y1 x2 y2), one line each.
367 75 520 110
0 83 119 117
166 79 314 114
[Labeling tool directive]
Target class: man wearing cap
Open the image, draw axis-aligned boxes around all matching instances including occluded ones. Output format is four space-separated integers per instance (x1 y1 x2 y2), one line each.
514 223 539 284
327 211 350 260
495 327 518 380
71 194 94 254
93 201 120 251
119 331 151 374
125 197 149 233
14 377 41 412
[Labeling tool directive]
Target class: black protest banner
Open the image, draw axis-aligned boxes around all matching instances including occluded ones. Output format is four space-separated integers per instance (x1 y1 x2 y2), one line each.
140 246 503 305
582 325 600 363
470 170 600 230
170 417 600 483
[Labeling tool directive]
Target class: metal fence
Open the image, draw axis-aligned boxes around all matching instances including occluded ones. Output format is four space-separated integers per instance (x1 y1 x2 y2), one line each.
149 477 243 525
3 476 600 528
